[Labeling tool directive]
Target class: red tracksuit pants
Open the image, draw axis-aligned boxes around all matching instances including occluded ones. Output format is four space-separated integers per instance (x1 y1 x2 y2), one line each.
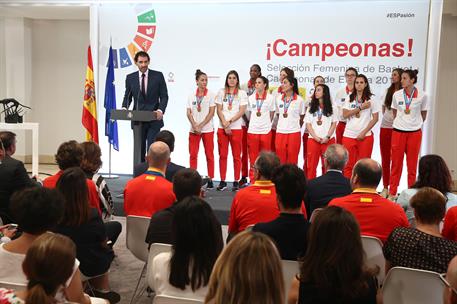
189 131 214 178
271 129 277 152
336 122 346 144
247 132 272 181
217 128 242 181
241 126 249 178
342 134 374 178
380 127 393 188
275 132 301 164
389 129 422 196
307 137 336 179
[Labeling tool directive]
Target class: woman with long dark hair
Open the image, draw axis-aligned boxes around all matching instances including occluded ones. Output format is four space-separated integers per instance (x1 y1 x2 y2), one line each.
275 75 306 165
379 68 403 197
151 196 223 301
397 154 456 223
342 74 380 177
187 69 216 188
54 168 119 303
304 84 337 179
288 206 379 304
334 67 358 144
246 76 275 181
389 69 429 200
215 70 248 191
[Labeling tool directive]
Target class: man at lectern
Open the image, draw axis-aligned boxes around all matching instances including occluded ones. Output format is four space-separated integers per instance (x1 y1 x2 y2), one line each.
122 51 169 162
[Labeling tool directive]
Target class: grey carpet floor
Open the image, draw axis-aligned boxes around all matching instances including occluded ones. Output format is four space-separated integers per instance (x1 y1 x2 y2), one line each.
106 176 236 225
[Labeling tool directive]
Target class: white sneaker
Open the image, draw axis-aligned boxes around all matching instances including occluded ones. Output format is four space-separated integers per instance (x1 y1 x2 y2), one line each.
387 194 397 202
380 188 389 198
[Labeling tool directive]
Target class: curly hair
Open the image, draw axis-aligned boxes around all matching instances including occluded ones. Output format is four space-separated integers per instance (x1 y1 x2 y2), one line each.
413 154 453 195
55 140 83 170
80 141 102 174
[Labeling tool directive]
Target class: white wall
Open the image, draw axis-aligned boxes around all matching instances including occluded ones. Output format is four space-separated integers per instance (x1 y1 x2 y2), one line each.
434 13 457 179
29 19 89 158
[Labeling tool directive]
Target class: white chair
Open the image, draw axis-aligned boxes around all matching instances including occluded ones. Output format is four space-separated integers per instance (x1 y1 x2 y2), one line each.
282 260 300 303
361 235 385 286
0 280 26 290
382 266 445 304
146 243 172 290
126 215 152 304
153 295 204 303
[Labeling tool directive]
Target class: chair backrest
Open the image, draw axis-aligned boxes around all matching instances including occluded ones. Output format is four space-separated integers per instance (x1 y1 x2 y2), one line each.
153 295 203 304
0 281 26 290
382 266 445 304
361 235 385 285
146 243 173 290
126 215 151 262
309 208 322 223
282 260 300 303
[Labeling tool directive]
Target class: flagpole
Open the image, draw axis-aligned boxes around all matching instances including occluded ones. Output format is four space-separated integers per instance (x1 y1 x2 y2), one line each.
103 142 119 179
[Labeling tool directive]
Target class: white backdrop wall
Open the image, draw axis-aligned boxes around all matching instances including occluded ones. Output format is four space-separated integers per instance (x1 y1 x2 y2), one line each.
95 0 430 190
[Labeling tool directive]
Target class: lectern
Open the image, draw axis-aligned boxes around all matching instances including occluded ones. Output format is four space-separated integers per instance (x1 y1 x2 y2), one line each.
110 109 157 167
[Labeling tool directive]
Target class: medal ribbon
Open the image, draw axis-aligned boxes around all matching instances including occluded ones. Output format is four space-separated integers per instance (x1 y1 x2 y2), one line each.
195 88 207 110
255 91 267 114
225 88 238 108
403 87 416 111
282 93 296 114
317 105 323 122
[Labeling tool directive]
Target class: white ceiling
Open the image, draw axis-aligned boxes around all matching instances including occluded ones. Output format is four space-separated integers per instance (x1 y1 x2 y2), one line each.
0 5 89 20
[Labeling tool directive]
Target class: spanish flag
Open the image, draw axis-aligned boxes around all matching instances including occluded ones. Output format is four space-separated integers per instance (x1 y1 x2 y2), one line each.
82 46 99 143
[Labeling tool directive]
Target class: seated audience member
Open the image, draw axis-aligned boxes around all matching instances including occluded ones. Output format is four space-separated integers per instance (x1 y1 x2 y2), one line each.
151 196 223 301
397 154 456 224
253 164 309 260
443 206 457 241
227 152 281 240
329 158 409 242
0 131 37 223
444 256 457 304
43 140 101 214
0 233 105 304
124 142 176 217
80 141 115 220
288 206 379 304
145 168 222 246
205 231 284 304
305 144 352 216
54 168 119 303
384 187 457 274
0 187 90 304
133 130 185 182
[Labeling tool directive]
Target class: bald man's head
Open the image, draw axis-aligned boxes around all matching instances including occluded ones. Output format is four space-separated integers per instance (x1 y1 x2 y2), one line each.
445 256 457 304
147 141 170 170
351 158 382 189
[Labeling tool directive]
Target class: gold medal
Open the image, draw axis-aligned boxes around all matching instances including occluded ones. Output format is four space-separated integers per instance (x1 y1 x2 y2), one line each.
405 109 411 114
317 120 322 126
283 113 288 118
256 112 261 117
228 105 232 111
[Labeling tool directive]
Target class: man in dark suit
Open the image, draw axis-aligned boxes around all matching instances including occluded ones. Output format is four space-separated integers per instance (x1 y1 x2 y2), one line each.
0 131 37 223
122 51 168 163
305 144 352 216
133 130 185 182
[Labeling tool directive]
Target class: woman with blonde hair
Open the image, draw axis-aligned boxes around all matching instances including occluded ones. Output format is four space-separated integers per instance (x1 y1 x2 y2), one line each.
205 231 284 304
0 233 98 304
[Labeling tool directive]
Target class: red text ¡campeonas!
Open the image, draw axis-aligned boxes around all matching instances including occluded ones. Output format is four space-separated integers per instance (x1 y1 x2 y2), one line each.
266 39 414 61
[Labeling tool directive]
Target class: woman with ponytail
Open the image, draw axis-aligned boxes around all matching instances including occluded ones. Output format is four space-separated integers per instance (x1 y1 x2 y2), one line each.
187 69 216 188
274 75 306 164
379 68 403 197
389 69 428 200
0 233 97 304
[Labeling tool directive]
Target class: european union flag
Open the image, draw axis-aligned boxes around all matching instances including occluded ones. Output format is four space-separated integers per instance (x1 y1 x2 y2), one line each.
104 46 119 151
